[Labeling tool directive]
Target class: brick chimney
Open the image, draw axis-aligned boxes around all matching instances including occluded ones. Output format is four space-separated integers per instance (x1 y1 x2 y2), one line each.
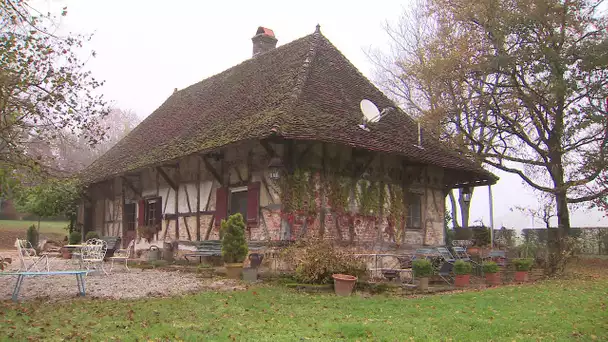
252 27 277 57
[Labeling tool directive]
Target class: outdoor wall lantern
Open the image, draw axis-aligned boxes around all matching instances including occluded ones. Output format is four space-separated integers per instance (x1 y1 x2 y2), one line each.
268 156 284 180
462 186 472 204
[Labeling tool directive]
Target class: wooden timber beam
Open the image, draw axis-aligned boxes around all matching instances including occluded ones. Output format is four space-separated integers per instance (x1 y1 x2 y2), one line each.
259 139 277 157
120 176 142 199
196 157 201 241
201 155 223 185
164 211 216 220
156 166 177 190
297 142 314 161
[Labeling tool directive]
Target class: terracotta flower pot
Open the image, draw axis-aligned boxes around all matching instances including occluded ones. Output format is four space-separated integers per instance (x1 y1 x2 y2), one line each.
332 274 357 296
514 271 528 282
418 277 429 291
455 274 470 287
485 272 501 286
225 263 244 279
467 247 480 256
62 247 72 259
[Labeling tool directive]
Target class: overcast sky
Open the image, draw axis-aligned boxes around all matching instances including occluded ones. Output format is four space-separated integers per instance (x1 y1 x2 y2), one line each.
39 0 606 230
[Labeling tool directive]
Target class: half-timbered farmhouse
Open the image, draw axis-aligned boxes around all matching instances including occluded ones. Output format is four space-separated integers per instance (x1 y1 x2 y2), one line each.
77 26 497 253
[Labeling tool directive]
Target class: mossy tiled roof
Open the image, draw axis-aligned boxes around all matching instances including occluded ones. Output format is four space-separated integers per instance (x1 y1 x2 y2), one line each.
82 29 496 186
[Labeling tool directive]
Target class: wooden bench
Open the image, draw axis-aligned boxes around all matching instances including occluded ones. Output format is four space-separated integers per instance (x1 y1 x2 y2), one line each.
184 240 266 263
0 270 89 302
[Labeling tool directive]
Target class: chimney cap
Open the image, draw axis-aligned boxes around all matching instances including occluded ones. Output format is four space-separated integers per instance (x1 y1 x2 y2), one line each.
255 26 275 37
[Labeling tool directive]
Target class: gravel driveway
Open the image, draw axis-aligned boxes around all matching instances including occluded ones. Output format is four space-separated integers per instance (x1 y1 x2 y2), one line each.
0 251 245 302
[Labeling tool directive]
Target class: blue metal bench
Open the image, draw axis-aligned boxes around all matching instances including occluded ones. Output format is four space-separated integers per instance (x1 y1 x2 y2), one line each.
0 270 89 302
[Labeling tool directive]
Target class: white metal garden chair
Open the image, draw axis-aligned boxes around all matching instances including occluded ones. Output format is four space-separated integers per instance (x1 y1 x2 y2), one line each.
16 239 49 272
109 239 134 273
81 238 108 275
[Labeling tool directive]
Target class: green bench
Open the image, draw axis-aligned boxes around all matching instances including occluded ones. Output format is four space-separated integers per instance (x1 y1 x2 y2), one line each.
1 270 89 302
184 240 266 263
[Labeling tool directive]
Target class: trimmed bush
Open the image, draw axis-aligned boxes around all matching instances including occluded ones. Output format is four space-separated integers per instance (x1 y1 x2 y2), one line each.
482 261 499 274
412 259 433 278
85 231 100 240
454 260 472 275
26 225 39 249
69 231 81 245
513 258 534 271
282 239 367 284
221 213 248 264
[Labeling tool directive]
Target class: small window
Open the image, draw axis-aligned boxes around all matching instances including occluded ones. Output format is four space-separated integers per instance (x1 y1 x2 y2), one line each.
406 193 422 229
124 203 136 231
145 197 162 227
229 187 248 221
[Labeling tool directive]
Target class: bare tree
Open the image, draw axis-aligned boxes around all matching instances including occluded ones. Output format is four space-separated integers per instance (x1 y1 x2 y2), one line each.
371 0 608 272
0 0 109 184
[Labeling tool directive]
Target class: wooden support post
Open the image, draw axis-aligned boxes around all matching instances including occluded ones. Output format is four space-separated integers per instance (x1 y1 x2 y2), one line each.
201 156 223 185
121 180 127 247
234 166 244 182
101 197 106 237
319 143 326 237
156 166 178 190
121 176 142 199
184 183 193 213
196 157 201 241
204 216 215 240
378 157 385 243
175 164 180 240
259 139 277 158
247 150 253 182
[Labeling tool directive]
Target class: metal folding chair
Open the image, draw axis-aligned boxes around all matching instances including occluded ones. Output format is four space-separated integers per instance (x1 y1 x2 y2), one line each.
452 246 471 261
109 239 134 272
16 239 49 272
81 239 108 275
434 247 456 284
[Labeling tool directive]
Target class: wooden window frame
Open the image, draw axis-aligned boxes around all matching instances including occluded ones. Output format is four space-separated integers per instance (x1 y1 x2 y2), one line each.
406 192 423 229
144 197 162 228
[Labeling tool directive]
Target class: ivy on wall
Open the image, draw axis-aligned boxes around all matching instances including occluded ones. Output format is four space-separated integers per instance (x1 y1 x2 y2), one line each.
325 173 350 214
387 184 407 243
281 168 317 217
356 180 381 217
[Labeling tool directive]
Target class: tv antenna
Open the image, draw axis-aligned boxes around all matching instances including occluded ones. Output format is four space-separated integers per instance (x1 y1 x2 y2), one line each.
358 99 391 131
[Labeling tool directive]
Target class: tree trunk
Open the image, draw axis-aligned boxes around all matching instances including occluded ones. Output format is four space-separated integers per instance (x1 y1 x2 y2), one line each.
448 190 460 228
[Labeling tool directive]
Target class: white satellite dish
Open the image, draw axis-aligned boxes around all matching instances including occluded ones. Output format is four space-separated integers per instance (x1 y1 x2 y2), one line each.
360 99 381 123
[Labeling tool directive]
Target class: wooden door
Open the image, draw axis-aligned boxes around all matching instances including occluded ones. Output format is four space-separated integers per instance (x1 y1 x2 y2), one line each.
123 203 137 248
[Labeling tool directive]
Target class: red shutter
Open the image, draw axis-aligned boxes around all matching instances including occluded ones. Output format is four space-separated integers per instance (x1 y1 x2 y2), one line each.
138 200 145 227
247 182 261 227
215 187 228 227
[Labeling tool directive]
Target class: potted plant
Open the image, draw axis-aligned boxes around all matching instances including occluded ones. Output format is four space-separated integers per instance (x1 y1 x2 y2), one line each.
454 260 472 287
512 258 533 282
482 261 500 285
221 213 249 279
85 231 100 240
412 259 433 291
63 231 82 259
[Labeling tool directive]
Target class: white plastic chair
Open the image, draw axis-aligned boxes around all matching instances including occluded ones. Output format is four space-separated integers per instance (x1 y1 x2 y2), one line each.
16 239 49 272
81 239 108 275
109 239 134 273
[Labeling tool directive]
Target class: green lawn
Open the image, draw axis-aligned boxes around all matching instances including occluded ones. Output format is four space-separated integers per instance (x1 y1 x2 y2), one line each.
0 220 68 235
1 275 607 341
